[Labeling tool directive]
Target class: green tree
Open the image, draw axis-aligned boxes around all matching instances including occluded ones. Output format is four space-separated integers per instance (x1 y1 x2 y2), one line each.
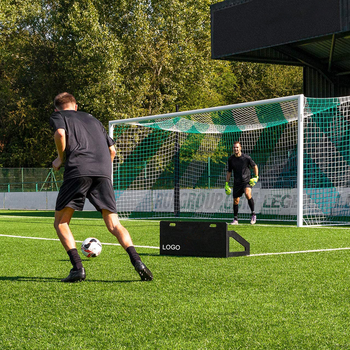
0 0 123 166
0 0 302 167
96 0 237 117
0 0 53 167
231 62 303 102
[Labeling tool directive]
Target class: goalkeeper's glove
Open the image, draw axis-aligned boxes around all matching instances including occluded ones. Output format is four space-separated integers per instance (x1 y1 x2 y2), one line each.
249 175 259 187
225 182 231 195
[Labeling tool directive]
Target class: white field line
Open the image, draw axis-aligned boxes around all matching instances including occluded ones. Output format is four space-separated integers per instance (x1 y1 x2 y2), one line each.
249 247 350 257
2 215 350 230
0 234 159 249
0 215 160 223
1 234 350 256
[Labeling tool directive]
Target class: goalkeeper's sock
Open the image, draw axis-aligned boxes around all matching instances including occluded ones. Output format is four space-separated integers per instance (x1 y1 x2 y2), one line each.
248 198 255 213
126 246 141 267
234 204 238 219
67 248 83 271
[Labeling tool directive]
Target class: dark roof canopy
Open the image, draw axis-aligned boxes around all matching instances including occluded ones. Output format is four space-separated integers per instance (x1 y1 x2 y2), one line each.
211 0 350 89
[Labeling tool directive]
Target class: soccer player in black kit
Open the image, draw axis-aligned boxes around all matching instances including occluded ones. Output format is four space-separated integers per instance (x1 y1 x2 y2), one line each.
50 92 153 282
225 141 259 225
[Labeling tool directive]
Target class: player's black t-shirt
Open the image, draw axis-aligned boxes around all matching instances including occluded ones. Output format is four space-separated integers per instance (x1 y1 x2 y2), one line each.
227 153 256 185
49 110 115 180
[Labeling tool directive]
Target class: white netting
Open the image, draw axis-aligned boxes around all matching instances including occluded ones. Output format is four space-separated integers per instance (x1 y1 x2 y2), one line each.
109 95 350 225
302 96 350 225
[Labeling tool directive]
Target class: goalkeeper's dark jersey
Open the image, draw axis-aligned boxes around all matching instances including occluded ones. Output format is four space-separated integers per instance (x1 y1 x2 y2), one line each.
49 110 115 180
227 153 256 185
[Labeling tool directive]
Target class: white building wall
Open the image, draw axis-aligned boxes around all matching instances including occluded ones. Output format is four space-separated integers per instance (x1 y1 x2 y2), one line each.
0 192 95 210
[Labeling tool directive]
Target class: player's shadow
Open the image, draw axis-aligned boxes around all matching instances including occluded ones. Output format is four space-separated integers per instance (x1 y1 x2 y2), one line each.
0 276 142 283
138 252 159 257
0 276 61 282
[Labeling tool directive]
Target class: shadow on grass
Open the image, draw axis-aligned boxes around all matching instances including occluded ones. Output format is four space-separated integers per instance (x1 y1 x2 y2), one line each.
0 211 56 218
57 252 161 264
0 276 143 283
0 219 53 225
137 252 160 257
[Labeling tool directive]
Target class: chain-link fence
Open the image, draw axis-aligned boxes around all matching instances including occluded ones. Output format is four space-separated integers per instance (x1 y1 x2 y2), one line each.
0 168 64 192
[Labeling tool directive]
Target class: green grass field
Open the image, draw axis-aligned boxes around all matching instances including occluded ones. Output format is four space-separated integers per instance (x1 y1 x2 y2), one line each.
0 210 350 349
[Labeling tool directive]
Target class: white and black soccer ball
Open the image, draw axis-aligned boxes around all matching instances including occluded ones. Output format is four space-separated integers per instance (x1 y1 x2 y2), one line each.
81 237 102 258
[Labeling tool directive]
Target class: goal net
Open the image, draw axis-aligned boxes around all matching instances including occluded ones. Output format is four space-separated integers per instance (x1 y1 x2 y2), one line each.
109 95 350 226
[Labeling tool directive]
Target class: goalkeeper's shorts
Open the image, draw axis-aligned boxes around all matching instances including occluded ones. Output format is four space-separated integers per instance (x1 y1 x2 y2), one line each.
232 182 252 199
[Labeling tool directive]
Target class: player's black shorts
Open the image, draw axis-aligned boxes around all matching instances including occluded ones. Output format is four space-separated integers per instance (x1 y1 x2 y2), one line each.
232 182 252 199
56 176 117 213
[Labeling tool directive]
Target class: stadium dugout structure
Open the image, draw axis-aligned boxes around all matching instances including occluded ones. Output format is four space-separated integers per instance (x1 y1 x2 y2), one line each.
211 0 350 98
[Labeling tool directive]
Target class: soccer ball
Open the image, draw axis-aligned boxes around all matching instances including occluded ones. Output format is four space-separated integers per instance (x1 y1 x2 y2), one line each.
81 237 102 258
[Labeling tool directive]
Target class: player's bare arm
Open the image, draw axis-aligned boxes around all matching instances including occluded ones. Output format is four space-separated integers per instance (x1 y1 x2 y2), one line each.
109 145 116 163
53 128 66 171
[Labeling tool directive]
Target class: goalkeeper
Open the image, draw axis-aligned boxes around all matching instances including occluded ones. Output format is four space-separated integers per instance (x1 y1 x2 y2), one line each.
225 141 259 225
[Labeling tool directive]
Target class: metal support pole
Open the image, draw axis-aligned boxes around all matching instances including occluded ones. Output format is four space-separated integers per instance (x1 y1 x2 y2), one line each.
174 105 180 217
297 95 305 227
208 156 211 189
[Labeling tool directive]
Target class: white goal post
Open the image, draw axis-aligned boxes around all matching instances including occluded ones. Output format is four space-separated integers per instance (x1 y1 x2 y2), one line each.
109 94 350 226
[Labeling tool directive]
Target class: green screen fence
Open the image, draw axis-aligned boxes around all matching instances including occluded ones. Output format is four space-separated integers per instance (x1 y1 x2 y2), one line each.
0 168 64 192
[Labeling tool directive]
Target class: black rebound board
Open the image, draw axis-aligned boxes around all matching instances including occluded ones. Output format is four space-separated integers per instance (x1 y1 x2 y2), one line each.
160 221 250 257
211 0 341 59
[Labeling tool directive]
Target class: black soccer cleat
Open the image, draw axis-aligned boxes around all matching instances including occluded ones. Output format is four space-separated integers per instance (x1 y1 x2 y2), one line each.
61 267 86 283
134 261 153 281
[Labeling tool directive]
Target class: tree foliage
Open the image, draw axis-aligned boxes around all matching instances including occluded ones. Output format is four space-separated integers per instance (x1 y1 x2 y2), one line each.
0 0 302 167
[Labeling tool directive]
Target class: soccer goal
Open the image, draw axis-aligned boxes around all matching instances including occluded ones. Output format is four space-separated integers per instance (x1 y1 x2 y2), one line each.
109 95 350 226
